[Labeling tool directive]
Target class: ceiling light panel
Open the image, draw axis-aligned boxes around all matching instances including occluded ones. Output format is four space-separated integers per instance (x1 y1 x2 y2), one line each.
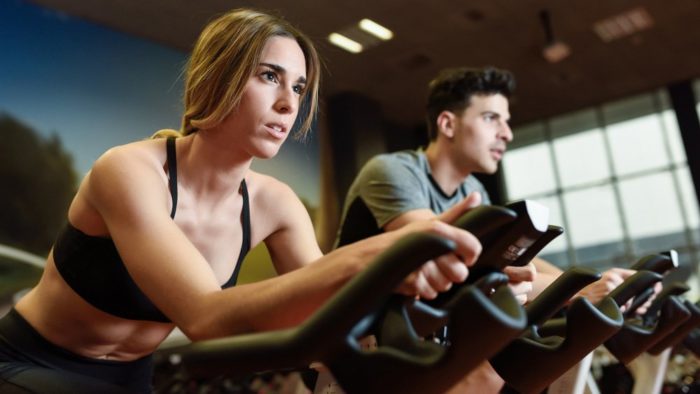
328 18 393 54
328 32 363 53
358 18 393 40
593 7 654 42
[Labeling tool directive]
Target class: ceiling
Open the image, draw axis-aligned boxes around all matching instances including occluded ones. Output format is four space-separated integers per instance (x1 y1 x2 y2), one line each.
28 0 700 128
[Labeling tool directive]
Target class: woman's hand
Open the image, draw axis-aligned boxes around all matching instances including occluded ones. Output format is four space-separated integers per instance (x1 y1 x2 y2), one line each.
393 220 482 299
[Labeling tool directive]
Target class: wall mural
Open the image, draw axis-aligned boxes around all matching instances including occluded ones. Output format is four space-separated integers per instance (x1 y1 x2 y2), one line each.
0 0 320 287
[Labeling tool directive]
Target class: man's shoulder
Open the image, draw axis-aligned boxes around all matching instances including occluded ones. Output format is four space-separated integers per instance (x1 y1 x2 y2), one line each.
350 149 428 193
364 149 424 172
463 174 486 187
462 175 492 204
375 149 422 162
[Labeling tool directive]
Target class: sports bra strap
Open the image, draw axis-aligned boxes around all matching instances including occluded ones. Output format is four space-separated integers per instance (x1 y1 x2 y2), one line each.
166 137 178 218
165 136 249 288
222 180 251 288
240 180 251 257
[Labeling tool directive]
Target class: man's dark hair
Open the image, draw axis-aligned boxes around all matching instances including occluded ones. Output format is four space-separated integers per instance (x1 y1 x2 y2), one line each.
425 66 515 141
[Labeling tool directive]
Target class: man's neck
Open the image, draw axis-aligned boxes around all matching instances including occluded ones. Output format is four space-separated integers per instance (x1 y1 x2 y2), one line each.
424 142 471 196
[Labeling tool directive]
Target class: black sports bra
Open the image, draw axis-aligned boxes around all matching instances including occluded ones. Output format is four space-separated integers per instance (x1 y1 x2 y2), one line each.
53 138 251 322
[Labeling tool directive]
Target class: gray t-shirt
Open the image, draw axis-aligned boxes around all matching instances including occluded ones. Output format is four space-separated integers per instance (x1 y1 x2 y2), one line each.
335 149 490 247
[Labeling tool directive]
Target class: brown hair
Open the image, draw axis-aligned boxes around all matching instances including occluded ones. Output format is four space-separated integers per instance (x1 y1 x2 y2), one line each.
425 66 514 141
155 9 320 140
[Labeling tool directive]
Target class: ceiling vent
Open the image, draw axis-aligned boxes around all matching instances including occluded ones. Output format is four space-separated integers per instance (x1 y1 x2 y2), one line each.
593 7 654 42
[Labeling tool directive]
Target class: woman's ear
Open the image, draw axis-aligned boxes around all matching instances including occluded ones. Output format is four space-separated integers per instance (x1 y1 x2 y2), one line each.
436 110 456 139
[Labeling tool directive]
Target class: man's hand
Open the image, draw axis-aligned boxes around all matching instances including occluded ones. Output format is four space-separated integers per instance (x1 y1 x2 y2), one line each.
437 191 483 224
574 267 655 312
634 281 663 315
503 262 537 304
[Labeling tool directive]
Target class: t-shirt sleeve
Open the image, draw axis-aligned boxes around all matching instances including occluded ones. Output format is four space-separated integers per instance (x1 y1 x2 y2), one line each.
354 155 430 229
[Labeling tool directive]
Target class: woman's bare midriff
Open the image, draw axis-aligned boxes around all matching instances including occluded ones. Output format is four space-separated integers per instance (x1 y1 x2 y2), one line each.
14 254 176 361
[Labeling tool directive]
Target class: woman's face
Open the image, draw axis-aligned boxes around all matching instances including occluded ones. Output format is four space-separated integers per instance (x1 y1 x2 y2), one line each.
221 36 307 159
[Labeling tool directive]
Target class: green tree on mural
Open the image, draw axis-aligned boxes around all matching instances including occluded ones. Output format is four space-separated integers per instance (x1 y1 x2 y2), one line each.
0 114 78 256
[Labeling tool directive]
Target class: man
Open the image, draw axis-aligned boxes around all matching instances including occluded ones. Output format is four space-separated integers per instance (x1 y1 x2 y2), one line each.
336 67 544 302
334 66 637 392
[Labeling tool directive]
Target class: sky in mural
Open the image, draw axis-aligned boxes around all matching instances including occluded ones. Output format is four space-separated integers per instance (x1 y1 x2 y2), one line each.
0 0 320 205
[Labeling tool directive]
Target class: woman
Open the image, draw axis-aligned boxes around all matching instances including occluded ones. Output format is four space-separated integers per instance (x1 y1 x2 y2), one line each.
0 9 481 393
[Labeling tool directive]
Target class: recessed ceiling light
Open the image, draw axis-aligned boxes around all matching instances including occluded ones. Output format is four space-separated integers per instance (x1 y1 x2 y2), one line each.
358 18 393 41
328 32 363 53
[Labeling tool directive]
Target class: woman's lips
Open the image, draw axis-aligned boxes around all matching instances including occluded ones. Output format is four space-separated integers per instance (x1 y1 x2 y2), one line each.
265 123 287 139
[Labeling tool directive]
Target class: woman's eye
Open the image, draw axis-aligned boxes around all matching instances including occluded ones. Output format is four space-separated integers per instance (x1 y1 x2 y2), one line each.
293 84 305 94
262 71 278 82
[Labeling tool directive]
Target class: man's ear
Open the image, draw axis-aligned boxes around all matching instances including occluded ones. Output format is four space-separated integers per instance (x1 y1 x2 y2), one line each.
436 110 457 139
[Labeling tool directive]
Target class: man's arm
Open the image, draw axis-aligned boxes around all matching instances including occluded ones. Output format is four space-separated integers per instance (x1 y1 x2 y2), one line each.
529 258 659 312
384 192 538 303
528 257 563 302
384 192 483 231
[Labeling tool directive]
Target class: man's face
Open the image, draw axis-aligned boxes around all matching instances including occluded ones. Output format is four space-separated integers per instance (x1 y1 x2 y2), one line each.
450 93 513 175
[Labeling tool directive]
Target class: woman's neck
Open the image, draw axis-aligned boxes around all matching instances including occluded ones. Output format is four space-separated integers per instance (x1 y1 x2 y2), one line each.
176 132 252 198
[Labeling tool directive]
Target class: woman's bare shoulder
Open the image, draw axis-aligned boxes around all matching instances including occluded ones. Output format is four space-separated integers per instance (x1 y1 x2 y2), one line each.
70 138 172 232
95 138 168 169
85 139 171 207
245 170 298 203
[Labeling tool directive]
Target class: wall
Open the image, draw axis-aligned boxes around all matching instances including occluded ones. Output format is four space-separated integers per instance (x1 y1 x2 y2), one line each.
0 0 321 283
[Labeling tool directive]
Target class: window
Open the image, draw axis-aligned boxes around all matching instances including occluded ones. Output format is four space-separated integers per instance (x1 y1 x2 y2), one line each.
501 142 556 200
606 114 669 176
662 109 687 164
502 88 700 280
678 167 700 245
553 129 610 188
562 185 625 263
618 173 685 238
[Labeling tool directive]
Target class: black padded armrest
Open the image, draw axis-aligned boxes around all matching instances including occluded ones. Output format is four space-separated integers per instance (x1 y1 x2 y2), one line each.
607 270 663 308
163 233 455 379
491 296 623 394
682 304 700 357
406 272 510 337
487 266 623 394
598 270 685 364
331 272 527 394
641 281 690 324
427 205 517 308
630 250 678 272
452 204 518 238
513 225 564 267
648 299 700 355
625 251 678 316
469 200 549 275
525 266 600 328
605 295 691 364
431 202 558 309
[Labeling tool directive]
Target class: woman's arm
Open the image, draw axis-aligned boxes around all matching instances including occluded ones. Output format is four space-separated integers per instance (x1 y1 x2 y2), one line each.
86 147 481 340
250 174 323 274
86 147 344 338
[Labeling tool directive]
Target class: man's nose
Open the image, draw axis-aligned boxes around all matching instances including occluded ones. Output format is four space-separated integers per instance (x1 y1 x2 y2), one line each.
500 122 513 142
